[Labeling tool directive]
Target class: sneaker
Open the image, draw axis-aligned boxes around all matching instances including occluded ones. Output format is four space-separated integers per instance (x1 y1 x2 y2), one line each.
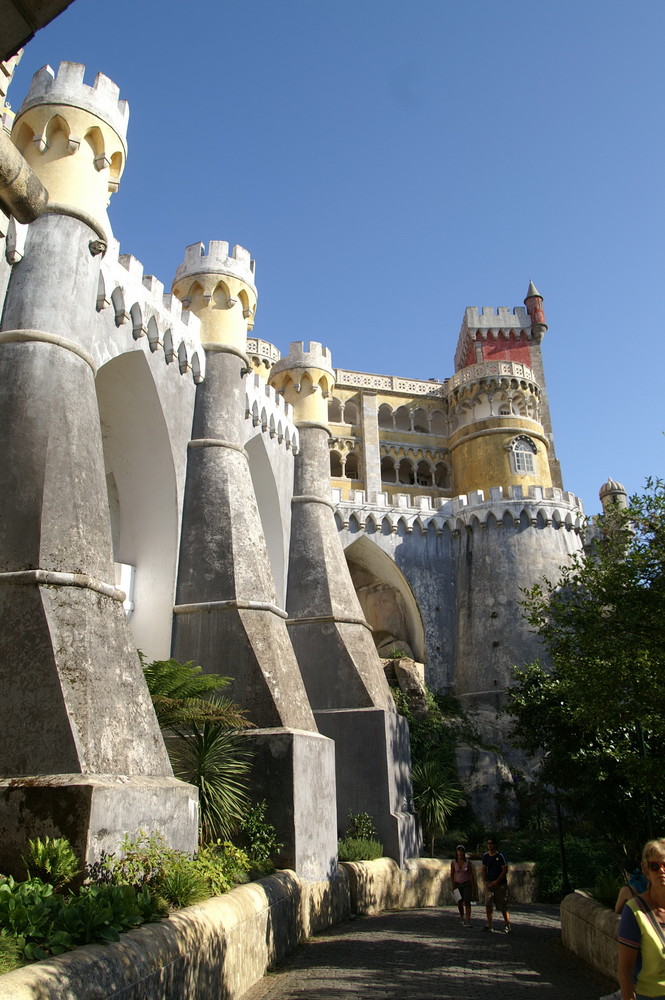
464 921 471 928
598 992 621 1000
482 925 492 932
504 925 512 934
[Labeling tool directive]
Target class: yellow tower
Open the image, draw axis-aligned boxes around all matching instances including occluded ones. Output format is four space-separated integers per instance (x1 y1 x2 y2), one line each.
171 241 257 354
10 61 127 240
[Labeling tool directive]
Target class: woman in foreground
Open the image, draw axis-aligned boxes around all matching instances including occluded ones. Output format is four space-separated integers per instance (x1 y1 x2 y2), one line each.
618 838 665 1000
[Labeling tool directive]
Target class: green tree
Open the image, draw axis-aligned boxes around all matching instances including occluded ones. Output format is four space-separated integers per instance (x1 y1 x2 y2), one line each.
507 478 665 848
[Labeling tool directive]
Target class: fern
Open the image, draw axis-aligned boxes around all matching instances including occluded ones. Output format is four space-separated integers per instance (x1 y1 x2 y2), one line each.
141 655 250 731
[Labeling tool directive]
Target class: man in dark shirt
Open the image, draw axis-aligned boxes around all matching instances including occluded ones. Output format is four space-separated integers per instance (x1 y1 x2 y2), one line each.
482 838 511 933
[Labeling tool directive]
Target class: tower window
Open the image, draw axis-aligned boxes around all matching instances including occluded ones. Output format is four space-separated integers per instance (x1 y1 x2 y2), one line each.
509 436 537 475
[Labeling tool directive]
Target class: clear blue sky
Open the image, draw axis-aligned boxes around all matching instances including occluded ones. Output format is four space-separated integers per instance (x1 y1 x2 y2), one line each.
8 0 663 515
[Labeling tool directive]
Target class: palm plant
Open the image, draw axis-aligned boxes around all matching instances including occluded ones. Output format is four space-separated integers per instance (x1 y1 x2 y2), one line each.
412 757 462 857
141 655 253 843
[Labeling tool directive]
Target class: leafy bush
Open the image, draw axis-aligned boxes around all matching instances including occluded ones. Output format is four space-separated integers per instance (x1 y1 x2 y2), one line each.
0 875 164 962
337 837 384 862
22 837 80 890
239 801 283 873
193 841 251 895
87 830 184 889
529 835 610 902
344 812 378 841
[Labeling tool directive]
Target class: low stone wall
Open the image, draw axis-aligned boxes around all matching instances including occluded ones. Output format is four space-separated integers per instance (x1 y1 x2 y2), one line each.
0 860 539 999
560 890 619 982
341 858 537 915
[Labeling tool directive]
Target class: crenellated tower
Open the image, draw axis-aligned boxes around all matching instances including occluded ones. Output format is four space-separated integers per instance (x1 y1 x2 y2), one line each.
270 341 420 865
449 283 562 496
11 61 128 240
0 62 198 874
171 249 337 880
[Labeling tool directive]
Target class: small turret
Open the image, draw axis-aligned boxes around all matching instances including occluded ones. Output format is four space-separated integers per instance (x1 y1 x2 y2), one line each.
599 477 628 512
10 62 128 239
269 341 335 425
172 241 257 353
524 281 547 342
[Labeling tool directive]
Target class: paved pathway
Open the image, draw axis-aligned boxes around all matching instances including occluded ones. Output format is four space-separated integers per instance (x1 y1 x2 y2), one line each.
240 905 616 999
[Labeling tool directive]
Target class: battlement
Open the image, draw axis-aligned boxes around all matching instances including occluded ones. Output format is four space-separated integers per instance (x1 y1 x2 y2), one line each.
173 240 257 292
17 62 129 147
245 374 299 453
332 484 585 536
97 239 204 382
455 305 533 371
271 341 335 378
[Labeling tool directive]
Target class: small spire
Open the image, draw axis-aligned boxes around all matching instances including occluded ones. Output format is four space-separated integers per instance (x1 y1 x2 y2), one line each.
525 280 541 300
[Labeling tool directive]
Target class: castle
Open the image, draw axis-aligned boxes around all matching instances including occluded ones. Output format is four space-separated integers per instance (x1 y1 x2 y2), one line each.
0 53 592 879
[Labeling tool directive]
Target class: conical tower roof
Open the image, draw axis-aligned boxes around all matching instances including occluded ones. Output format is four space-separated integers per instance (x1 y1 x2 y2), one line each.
525 280 541 300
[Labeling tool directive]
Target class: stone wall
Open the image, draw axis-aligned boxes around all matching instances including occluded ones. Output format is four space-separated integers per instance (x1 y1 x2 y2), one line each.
0 860 539 999
560 890 619 982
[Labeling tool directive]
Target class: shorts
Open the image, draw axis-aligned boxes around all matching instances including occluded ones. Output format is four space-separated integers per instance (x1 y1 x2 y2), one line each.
485 881 507 909
455 881 473 904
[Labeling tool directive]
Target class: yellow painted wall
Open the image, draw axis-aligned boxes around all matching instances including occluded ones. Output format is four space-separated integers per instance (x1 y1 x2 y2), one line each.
449 418 551 497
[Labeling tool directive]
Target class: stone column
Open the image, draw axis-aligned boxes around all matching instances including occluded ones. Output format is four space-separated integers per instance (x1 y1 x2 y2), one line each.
360 390 381 502
270 343 420 865
0 62 198 875
171 245 337 880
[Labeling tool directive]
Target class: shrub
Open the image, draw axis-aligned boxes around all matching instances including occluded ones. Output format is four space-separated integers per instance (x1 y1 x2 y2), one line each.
239 801 283 874
153 862 210 909
344 812 378 841
531 835 610 902
193 841 251 895
87 830 185 889
338 837 384 862
0 875 165 962
22 837 80 890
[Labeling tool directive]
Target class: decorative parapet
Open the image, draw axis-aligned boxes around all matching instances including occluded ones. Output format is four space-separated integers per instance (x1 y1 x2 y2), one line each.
247 337 281 366
332 484 585 536
335 369 447 398
245 373 299 453
333 361 537 402
97 239 204 382
455 305 532 372
446 360 537 393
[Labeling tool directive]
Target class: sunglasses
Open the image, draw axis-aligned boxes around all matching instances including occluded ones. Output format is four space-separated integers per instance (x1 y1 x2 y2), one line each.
647 861 665 873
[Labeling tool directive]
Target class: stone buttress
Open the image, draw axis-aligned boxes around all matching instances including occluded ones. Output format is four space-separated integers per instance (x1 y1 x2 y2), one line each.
0 62 198 873
171 244 337 880
270 342 420 865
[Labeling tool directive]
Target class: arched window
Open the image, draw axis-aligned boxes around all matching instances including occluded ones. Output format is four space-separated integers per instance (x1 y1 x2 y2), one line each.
413 408 429 434
395 406 411 432
434 462 451 489
510 436 537 474
328 397 342 422
344 400 359 426
381 456 397 483
416 461 433 487
378 403 394 429
345 452 360 479
398 458 415 485
431 410 446 435
330 451 343 477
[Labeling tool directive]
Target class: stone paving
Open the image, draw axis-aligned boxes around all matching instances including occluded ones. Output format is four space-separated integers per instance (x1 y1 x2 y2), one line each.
240 904 616 999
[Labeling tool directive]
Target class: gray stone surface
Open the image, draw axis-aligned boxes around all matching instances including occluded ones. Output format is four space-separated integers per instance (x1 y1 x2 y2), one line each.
315 708 421 867
239 905 616 1000
172 350 316 732
248 729 338 882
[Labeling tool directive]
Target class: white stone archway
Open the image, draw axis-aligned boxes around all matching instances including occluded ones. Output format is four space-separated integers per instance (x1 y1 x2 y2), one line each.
96 351 179 659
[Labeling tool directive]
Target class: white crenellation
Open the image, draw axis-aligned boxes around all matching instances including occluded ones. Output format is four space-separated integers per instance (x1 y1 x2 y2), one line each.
270 340 335 381
173 240 257 293
245 373 299 453
98 239 204 382
333 484 585 537
455 305 533 371
17 62 129 148
247 337 281 365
